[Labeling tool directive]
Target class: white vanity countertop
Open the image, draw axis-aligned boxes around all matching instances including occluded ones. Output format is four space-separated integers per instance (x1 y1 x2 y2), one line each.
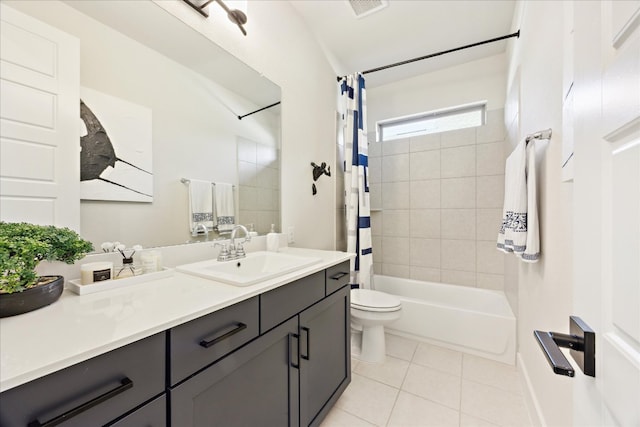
0 248 353 393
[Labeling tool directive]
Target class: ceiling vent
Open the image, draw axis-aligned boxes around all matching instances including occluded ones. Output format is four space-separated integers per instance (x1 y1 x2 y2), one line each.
346 0 388 19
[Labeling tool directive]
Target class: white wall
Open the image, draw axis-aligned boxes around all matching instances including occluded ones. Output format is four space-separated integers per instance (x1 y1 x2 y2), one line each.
506 1 574 426
155 1 340 250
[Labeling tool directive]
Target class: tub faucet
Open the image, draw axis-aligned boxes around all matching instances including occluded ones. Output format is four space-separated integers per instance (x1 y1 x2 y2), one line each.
192 223 209 238
230 224 251 258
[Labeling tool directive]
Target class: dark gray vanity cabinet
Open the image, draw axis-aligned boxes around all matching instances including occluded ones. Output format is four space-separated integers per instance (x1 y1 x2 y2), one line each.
299 285 350 427
0 332 166 427
169 262 351 427
169 316 300 427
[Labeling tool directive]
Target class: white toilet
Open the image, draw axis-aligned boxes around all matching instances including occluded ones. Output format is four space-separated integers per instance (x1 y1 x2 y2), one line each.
350 288 402 363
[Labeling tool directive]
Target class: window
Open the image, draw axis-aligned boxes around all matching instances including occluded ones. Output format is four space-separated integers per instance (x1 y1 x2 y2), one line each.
377 102 486 142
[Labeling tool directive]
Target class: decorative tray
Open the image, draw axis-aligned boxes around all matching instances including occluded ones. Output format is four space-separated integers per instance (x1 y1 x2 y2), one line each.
67 268 174 295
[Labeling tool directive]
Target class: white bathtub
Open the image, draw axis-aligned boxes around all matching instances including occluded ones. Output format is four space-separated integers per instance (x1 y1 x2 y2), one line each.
373 275 516 365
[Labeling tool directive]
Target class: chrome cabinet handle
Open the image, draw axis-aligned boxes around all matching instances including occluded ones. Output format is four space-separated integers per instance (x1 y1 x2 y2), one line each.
28 377 133 427
199 322 247 348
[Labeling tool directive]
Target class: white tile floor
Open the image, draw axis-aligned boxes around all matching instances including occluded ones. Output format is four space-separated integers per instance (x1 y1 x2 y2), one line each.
321 334 531 427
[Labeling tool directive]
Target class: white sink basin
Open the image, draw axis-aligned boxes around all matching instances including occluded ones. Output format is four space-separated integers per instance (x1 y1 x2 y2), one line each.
176 251 323 286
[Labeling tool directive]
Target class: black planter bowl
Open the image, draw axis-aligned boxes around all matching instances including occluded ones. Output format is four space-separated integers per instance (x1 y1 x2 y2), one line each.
0 276 65 318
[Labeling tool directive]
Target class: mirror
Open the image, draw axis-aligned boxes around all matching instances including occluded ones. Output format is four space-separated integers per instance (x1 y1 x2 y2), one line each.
6 0 281 251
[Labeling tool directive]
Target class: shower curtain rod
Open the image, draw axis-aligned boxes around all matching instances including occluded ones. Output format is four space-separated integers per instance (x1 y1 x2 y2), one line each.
337 30 520 81
237 101 281 120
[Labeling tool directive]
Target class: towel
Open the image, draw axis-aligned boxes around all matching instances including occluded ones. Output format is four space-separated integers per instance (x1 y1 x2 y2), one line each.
213 182 235 234
497 138 540 262
188 179 214 232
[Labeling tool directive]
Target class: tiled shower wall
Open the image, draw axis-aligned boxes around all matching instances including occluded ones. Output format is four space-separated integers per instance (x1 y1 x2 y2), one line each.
237 137 281 235
368 109 507 290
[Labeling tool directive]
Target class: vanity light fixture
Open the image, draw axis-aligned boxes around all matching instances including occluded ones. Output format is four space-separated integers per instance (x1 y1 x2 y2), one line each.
182 0 248 36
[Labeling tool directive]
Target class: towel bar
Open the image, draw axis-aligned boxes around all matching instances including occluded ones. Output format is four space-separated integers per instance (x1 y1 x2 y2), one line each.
534 316 595 377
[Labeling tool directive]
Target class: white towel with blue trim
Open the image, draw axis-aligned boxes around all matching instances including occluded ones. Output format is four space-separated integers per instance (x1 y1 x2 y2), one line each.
188 179 214 232
213 182 235 233
497 138 540 262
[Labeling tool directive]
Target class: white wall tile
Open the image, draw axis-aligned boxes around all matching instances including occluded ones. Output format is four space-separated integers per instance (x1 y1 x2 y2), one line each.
238 160 257 186
476 175 504 208
410 209 441 238
382 182 410 209
477 273 505 291
381 236 410 265
441 177 476 208
477 141 505 176
441 127 476 149
441 209 476 240
441 145 476 178
410 266 441 282
410 150 441 180
441 239 476 271
368 156 382 184
477 208 503 241
410 179 440 209
410 238 441 268
410 133 441 152
382 138 410 155
382 210 410 237
368 141 382 158
382 153 410 182
441 270 477 287
476 109 506 144
369 183 382 210
477 241 505 274
370 211 383 236
382 263 411 278
371 235 382 263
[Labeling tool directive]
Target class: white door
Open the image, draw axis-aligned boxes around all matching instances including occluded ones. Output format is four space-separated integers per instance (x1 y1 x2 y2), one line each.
0 3 80 230
573 1 640 425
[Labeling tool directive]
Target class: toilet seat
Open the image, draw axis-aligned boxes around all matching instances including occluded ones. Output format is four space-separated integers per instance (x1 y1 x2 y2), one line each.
351 289 401 312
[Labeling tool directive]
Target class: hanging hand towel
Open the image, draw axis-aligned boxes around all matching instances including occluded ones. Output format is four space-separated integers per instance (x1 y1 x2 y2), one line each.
214 182 235 234
497 138 540 262
188 179 214 232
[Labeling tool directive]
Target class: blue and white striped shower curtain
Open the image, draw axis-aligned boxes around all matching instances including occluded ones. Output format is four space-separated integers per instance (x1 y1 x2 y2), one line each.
341 73 373 289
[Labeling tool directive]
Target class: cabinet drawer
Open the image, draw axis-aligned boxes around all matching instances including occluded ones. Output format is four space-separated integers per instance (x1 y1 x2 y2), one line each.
169 296 259 385
109 394 166 427
260 271 325 333
325 261 350 295
0 332 165 427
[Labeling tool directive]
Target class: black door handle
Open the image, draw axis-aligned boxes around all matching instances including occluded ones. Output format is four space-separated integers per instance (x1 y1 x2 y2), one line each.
534 316 595 377
199 322 247 348
301 326 310 360
28 377 133 427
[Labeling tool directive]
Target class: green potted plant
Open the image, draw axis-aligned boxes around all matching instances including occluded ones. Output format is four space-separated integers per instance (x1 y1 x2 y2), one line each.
0 222 93 317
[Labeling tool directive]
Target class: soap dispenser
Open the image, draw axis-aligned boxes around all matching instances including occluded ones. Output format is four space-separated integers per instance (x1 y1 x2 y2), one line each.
266 224 279 252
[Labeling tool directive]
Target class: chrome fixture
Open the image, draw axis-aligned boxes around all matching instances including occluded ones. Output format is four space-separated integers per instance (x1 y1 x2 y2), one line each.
182 0 248 36
214 225 251 262
192 223 209 238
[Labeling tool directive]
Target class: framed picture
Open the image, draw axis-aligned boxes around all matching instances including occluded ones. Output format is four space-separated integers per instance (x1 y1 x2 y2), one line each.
80 87 153 202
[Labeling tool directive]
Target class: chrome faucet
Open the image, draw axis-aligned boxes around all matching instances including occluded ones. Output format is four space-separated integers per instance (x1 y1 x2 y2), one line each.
192 223 209 238
230 224 251 258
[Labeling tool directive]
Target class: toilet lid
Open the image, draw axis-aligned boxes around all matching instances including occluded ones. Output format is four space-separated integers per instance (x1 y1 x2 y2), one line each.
351 289 401 312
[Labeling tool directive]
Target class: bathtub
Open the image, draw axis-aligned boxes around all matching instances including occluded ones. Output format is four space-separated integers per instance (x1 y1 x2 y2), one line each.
372 275 516 365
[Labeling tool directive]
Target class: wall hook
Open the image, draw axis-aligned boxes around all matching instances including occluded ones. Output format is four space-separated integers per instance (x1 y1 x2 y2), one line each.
311 162 331 181
534 316 595 377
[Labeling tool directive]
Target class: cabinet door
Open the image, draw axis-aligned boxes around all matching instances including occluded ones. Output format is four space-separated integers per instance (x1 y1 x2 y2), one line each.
170 316 300 427
299 285 351 427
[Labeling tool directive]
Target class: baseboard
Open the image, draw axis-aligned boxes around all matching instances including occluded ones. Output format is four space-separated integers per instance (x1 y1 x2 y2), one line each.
518 352 546 427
